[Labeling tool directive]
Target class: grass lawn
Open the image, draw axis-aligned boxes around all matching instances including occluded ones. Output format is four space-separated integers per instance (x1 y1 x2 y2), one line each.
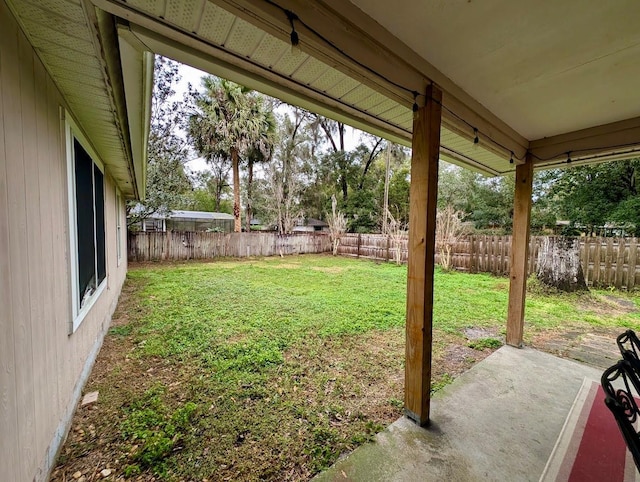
51 254 640 481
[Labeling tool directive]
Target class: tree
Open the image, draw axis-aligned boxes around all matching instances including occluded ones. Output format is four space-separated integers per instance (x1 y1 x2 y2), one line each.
436 205 465 272
258 109 308 234
188 77 273 232
243 96 276 231
537 237 588 292
188 169 232 213
550 159 640 235
127 56 192 226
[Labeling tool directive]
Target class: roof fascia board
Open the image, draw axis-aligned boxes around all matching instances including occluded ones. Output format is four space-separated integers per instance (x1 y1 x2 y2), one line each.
116 22 153 200
134 24 413 145
211 0 529 159
530 116 640 164
87 4 143 199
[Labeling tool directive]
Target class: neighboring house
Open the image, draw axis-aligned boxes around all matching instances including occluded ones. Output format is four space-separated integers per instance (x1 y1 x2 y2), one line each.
1 2 149 481
293 218 330 233
138 210 234 232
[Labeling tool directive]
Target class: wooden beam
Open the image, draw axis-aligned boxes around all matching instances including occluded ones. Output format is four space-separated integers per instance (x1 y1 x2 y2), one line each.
405 84 442 426
506 154 534 347
530 116 640 166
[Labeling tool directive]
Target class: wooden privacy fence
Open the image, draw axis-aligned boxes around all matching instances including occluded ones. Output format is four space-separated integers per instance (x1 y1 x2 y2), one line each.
338 234 640 290
128 231 331 261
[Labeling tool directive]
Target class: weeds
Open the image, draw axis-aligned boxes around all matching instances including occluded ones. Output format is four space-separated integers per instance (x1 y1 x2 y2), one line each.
468 338 503 350
120 385 197 476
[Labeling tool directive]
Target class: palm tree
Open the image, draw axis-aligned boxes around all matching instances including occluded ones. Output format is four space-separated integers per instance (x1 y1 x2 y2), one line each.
188 77 273 232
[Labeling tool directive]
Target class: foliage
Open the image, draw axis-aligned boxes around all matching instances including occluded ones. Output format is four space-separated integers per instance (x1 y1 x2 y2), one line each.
127 56 193 226
256 109 309 233
386 209 407 265
243 96 277 230
468 338 502 350
436 205 466 271
327 194 347 255
120 385 197 476
187 162 232 213
549 159 640 235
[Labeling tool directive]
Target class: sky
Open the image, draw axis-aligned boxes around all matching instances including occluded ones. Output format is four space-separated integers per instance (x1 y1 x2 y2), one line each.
171 62 362 175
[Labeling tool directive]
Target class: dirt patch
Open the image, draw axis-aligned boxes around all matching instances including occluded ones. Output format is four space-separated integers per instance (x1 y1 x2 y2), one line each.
463 327 501 340
259 262 301 269
50 325 495 481
310 266 344 274
578 294 638 316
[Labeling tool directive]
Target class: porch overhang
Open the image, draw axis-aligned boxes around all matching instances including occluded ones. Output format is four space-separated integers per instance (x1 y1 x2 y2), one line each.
6 0 151 199
89 0 640 175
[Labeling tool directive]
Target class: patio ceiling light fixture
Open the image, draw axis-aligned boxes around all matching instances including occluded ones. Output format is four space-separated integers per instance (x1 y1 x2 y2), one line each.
284 9 300 54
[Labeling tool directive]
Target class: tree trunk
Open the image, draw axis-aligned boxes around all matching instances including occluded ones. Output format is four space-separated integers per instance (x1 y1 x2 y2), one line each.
536 236 588 292
246 159 253 232
231 147 241 232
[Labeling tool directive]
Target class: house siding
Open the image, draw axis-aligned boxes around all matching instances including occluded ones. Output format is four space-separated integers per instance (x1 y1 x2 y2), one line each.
0 3 128 481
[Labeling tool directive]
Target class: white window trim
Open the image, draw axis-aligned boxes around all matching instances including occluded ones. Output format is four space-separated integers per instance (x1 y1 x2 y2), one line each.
116 188 123 266
65 112 107 334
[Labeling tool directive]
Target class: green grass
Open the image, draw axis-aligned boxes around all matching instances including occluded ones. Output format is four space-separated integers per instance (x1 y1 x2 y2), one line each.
60 254 640 481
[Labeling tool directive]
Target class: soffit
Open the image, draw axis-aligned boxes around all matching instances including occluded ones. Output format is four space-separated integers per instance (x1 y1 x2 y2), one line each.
94 0 508 175
7 0 140 198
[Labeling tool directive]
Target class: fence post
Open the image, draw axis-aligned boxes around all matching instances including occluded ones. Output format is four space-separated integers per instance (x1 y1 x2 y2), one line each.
386 235 390 262
615 238 626 289
593 237 602 286
469 236 475 273
628 238 638 291
357 233 361 258
605 238 614 286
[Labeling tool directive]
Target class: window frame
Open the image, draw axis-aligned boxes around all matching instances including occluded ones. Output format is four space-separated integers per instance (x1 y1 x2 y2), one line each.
116 188 122 266
65 114 107 334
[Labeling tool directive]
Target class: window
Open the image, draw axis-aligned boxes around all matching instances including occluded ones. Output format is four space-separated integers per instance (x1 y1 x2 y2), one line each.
66 120 106 332
116 189 122 265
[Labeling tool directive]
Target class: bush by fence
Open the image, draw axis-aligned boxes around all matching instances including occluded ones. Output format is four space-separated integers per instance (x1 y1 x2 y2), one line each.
337 234 640 290
128 231 331 261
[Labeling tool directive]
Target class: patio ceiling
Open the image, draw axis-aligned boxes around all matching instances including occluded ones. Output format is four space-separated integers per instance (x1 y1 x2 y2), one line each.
91 0 640 176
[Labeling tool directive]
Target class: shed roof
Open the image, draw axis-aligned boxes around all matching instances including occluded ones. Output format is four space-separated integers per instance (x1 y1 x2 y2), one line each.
150 210 235 221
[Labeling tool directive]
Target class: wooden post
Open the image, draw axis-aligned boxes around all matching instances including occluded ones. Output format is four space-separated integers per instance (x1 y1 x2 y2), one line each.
506 155 534 347
405 84 442 426
357 233 361 258
628 238 637 291
386 235 390 262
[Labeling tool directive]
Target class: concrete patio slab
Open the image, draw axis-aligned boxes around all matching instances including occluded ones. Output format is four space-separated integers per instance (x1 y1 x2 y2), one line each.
315 346 604 482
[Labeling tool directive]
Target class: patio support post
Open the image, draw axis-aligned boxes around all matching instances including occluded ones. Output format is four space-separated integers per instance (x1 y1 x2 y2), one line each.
506 154 534 347
405 84 442 426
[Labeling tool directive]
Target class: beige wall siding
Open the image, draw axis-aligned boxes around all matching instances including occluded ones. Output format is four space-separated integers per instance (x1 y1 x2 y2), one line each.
0 2 129 481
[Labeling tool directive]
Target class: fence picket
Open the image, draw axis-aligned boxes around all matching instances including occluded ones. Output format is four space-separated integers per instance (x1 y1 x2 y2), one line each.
334 233 639 290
